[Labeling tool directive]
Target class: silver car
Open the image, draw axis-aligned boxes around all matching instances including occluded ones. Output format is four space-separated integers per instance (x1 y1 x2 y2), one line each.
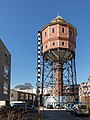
71 104 89 116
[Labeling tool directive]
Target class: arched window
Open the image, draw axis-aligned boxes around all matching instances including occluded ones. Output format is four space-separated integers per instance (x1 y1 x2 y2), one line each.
52 42 55 46
52 28 54 33
62 28 64 33
44 32 46 37
62 42 64 46
70 30 73 36
45 45 47 48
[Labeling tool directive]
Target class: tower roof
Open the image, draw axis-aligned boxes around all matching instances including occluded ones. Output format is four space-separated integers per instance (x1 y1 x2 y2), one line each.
51 15 66 23
41 15 77 36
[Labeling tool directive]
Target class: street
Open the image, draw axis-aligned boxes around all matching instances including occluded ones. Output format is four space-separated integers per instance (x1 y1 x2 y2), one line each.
40 109 90 120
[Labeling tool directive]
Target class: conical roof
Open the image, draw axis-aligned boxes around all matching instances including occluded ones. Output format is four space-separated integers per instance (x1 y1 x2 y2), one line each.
51 15 66 23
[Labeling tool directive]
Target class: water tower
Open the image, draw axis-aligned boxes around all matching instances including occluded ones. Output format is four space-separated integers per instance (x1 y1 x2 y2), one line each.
37 15 77 106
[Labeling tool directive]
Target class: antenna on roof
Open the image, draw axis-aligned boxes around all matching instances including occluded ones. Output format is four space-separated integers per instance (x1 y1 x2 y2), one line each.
56 12 63 19
57 12 60 16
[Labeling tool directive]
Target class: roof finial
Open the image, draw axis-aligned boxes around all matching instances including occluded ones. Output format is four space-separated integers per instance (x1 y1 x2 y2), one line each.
56 12 63 19
51 12 66 23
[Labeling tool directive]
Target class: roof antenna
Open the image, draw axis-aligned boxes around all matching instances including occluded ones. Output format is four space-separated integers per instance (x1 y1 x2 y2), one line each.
57 12 60 16
56 12 63 19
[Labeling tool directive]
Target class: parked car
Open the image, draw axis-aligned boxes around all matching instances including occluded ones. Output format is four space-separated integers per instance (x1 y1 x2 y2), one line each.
55 104 62 109
47 104 53 109
13 103 25 109
66 103 74 112
63 104 67 109
71 104 89 116
25 104 38 112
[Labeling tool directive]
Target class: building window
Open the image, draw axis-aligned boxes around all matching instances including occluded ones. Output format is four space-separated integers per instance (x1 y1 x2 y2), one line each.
5 53 9 64
45 45 47 48
62 28 64 33
4 66 9 79
33 95 35 101
70 30 73 36
3 81 8 95
25 94 28 100
52 42 55 46
29 94 32 100
52 28 54 33
5 60 9 64
70 43 72 48
11 93 14 98
44 32 46 37
62 42 64 46
20 93 24 100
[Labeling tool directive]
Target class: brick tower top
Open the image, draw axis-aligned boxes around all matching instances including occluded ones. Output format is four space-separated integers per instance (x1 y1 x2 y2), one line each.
41 16 77 62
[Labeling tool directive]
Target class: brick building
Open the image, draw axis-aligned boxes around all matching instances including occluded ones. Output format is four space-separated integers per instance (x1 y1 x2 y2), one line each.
0 39 11 106
79 81 90 103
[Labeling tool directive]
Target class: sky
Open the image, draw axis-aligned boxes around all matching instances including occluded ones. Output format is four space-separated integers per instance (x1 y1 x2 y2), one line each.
0 0 90 88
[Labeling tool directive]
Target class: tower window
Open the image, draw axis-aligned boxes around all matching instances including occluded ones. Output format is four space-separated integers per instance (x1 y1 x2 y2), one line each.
70 43 72 48
52 42 55 46
62 28 64 33
45 45 47 48
70 30 73 36
52 28 54 33
44 32 46 37
62 42 64 46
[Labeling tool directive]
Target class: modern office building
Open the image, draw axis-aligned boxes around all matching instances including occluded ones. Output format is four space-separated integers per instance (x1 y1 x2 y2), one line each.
0 39 11 106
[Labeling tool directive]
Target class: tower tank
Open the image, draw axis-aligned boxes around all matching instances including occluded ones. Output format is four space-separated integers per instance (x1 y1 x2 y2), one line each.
37 15 77 105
